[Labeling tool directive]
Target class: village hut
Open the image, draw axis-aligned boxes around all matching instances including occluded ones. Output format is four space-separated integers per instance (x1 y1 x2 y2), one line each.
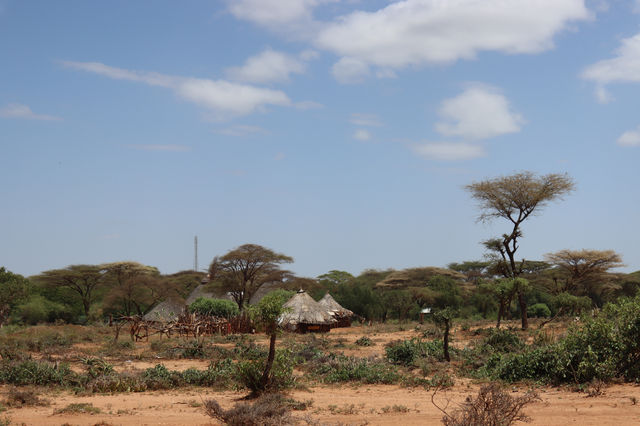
185 284 216 305
278 290 336 333
143 298 185 323
318 293 354 328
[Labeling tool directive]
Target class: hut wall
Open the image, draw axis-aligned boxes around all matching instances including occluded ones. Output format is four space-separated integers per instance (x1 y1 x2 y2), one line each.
335 317 351 328
297 323 331 334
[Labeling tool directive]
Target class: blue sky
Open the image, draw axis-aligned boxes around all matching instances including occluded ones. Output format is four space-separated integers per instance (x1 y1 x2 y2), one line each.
1 0 638 278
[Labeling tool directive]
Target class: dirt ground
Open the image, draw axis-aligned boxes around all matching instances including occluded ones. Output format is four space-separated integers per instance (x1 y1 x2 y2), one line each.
3 322 640 425
4 383 640 425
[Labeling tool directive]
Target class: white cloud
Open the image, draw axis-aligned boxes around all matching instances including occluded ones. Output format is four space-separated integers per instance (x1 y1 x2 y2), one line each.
62 61 291 120
227 0 336 38
349 113 382 127
295 100 324 110
0 103 61 121
331 57 370 84
617 126 640 147
412 142 486 161
582 33 640 100
129 145 191 152
353 129 372 141
316 0 590 80
435 86 524 140
214 125 268 137
227 49 307 84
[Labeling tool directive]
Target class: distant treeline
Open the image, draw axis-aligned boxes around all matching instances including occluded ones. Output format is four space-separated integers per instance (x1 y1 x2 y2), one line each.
1 247 638 326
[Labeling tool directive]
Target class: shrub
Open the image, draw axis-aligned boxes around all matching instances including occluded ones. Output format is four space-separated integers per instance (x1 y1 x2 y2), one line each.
481 296 640 385
0 360 76 386
481 329 524 353
235 350 295 393
386 338 450 366
54 402 101 415
80 357 114 378
310 353 402 384
527 303 551 318
204 393 294 426
355 336 373 346
2 388 49 407
234 340 267 361
189 298 239 319
182 358 236 388
142 364 183 390
437 383 540 426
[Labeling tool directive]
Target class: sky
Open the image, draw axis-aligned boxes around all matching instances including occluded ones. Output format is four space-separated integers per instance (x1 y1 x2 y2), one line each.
1 0 639 279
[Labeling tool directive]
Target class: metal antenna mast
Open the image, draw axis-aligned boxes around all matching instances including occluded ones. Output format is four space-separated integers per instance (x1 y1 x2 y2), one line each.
194 235 198 272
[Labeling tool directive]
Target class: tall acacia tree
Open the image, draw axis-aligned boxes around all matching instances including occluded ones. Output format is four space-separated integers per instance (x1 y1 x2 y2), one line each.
102 261 162 316
544 249 624 305
209 244 293 310
34 265 106 318
466 171 575 330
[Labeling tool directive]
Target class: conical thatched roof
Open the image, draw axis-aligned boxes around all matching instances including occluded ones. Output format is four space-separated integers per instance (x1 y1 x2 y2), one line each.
318 293 354 317
185 284 216 305
278 290 336 327
143 298 185 323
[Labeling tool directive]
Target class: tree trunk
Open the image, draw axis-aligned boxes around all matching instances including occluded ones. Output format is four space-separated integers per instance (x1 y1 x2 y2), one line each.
443 320 451 362
260 332 277 390
496 301 504 329
518 290 528 330
82 299 90 319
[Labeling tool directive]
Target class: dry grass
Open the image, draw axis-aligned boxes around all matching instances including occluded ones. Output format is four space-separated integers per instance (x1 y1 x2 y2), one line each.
434 383 540 426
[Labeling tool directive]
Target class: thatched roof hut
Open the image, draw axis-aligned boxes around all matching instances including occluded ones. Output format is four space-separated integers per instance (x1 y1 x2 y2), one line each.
278 290 336 333
143 298 185 323
185 284 216 305
318 293 354 328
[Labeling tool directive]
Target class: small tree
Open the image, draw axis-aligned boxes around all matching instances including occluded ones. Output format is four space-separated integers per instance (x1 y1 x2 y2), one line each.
430 276 463 362
209 244 293 310
0 267 32 326
466 171 575 329
248 290 292 393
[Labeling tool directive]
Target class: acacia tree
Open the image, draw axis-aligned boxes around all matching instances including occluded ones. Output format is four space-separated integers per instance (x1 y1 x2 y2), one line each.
544 249 624 305
466 171 575 330
102 261 163 316
34 265 105 318
209 244 293 310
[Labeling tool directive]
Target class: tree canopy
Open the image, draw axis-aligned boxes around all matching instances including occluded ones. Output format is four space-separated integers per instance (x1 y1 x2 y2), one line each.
209 244 293 309
33 265 106 318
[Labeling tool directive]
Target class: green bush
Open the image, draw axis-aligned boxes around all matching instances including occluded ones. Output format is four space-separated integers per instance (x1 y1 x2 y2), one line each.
14 295 72 325
0 360 77 386
310 353 402 384
527 303 551 318
483 296 640 384
481 328 524 353
385 338 449 366
142 364 184 390
189 298 239 318
182 358 235 388
355 336 373 346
